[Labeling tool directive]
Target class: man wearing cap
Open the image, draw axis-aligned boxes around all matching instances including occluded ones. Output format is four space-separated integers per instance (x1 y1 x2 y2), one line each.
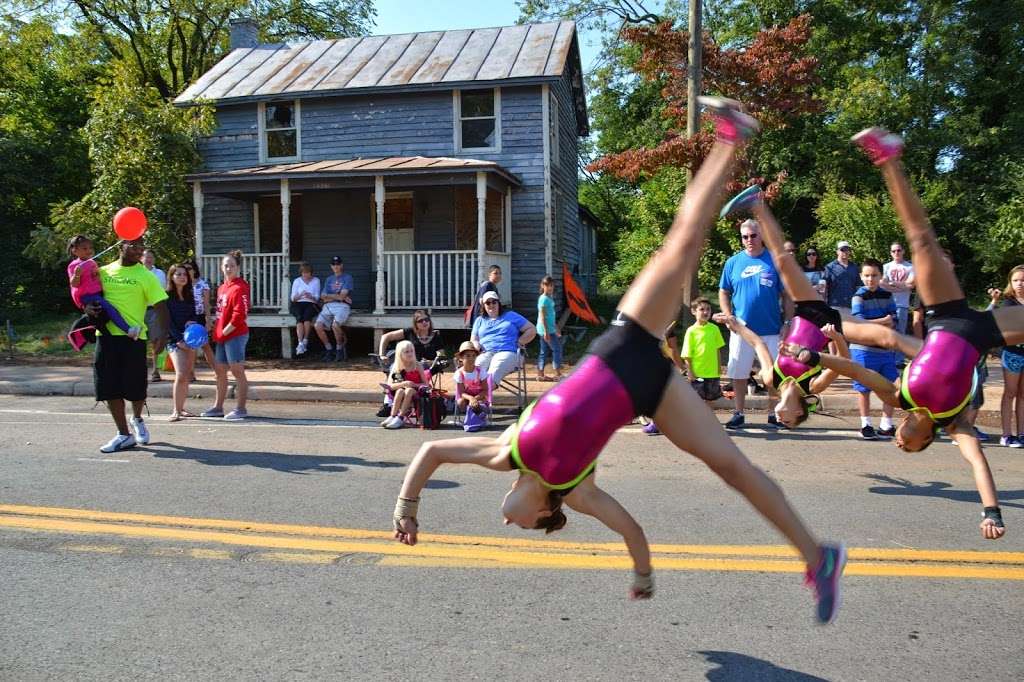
824 241 861 316
315 256 354 361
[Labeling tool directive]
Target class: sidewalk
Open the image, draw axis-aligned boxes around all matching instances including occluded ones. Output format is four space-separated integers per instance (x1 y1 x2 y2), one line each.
0 360 1009 420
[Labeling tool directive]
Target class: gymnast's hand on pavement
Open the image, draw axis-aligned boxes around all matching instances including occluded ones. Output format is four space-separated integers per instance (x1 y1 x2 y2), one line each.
393 516 418 545
629 571 654 600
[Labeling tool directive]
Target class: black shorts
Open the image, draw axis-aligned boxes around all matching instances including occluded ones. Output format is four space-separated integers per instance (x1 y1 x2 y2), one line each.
94 334 148 402
586 312 673 417
924 299 1004 355
794 300 843 334
290 301 318 323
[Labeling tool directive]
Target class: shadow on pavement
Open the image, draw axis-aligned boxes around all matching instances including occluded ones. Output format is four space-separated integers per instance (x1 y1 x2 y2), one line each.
863 473 1024 509
726 428 855 442
698 650 828 681
145 444 406 475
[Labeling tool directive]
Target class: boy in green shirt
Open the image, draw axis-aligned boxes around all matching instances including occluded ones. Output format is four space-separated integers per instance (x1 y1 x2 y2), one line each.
682 297 725 401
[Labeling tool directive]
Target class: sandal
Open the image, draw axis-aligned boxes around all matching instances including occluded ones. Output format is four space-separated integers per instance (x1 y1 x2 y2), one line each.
168 413 182 422
179 410 197 418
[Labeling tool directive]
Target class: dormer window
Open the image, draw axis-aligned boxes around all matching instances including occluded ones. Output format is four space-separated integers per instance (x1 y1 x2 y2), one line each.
260 100 301 161
454 88 500 153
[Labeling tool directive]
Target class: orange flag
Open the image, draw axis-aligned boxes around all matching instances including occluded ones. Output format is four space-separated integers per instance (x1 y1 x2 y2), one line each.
562 263 601 325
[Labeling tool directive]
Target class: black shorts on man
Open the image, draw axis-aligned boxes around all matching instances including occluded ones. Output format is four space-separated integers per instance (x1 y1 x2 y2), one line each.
94 334 148 402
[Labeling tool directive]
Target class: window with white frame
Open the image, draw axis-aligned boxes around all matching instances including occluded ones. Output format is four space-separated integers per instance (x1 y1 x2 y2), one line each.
261 100 300 161
548 90 560 169
455 89 500 152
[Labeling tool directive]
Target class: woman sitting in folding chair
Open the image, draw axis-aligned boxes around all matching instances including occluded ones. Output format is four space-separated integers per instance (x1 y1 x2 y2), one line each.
471 291 536 387
453 341 493 429
380 341 432 430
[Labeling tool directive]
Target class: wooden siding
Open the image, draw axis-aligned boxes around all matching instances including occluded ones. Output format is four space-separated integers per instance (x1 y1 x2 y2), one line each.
298 189 374 309
549 73 585 295
201 195 255 256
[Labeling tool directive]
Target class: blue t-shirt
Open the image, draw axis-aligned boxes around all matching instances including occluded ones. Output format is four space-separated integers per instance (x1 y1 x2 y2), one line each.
323 273 354 301
537 294 556 335
719 250 783 336
472 310 529 353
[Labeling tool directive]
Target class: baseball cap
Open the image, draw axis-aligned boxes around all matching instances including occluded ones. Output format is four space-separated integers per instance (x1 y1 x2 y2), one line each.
330 256 343 264
836 241 851 250
481 291 500 303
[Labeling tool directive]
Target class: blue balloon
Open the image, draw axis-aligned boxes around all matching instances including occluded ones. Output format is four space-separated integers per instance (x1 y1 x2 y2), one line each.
183 322 207 349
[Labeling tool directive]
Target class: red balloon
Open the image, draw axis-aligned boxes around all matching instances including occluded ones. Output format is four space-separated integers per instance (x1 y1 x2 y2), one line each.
113 206 148 241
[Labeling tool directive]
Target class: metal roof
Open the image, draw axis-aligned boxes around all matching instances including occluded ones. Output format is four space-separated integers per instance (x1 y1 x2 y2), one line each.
175 21 577 106
187 156 521 186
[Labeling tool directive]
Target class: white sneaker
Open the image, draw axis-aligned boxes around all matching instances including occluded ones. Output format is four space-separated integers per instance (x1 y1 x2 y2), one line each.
100 433 136 453
296 340 307 355
224 408 248 421
130 417 150 445
385 416 405 430
381 416 396 427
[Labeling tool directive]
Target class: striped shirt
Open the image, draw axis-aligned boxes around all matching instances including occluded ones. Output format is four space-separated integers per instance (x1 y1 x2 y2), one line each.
851 286 896 351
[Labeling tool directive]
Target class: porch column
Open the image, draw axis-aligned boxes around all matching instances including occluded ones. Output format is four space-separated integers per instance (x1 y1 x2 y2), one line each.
279 178 291 314
192 182 204 271
374 175 386 314
476 172 487 284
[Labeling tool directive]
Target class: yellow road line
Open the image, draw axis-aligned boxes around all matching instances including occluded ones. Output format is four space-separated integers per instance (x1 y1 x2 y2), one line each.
3 504 1022 565
2 511 1023 580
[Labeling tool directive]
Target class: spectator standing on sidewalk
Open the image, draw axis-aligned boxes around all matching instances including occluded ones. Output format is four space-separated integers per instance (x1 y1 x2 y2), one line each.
991 265 1024 447
164 263 200 422
315 256 353 361
142 248 168 382
850 258 899 440
824 241 861 316
718 218 791 429
88 238 169 453
536 275 562 381
470 265 502 322
882 242 915 334
202 250 251 421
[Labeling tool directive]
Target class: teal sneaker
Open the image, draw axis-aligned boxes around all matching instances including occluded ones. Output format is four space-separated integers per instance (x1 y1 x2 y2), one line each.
805 543 847 624
720 184 763 218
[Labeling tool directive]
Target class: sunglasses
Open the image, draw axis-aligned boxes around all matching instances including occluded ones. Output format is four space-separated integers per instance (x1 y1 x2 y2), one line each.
415 317 430 324
741 234 760 240
839 247 851 252
806 251 818 256
484 300 499 305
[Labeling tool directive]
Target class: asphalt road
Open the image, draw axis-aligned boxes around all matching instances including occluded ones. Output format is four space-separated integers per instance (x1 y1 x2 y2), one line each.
1 395 1022 681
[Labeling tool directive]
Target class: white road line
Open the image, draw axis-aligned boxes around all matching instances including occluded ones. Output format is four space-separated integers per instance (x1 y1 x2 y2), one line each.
76 458 130 463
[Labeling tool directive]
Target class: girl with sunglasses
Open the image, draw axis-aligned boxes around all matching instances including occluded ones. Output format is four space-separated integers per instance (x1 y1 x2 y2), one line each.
391 98 845 622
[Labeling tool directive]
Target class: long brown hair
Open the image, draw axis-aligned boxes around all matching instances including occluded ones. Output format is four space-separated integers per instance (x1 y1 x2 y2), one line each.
410 309 434 335
1003 264 1024 299
166 262 195 304
533 491 567 534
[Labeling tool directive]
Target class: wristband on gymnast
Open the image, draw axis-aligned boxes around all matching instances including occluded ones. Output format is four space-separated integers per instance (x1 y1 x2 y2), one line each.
393 496 419 529
798 347 821 366
631 571 654 595
982 506 1004 527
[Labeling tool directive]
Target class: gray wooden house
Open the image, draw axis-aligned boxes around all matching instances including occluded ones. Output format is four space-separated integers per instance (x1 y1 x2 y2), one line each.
175 19 596 356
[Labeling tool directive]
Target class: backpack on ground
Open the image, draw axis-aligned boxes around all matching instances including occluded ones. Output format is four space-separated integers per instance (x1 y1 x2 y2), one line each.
418 389 448 430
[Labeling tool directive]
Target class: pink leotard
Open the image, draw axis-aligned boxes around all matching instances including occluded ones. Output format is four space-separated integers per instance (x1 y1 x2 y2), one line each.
775 315 828 383
510 355 633 490
900 330 978 422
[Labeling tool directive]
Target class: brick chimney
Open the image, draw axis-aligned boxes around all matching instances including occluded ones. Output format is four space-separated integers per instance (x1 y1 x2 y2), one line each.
229 18 259 50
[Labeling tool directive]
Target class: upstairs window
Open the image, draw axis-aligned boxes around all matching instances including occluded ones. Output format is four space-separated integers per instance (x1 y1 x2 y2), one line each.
260 100 300 161
455 89 500 152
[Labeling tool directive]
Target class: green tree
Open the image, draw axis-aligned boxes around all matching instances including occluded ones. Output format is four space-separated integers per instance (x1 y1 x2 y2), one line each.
26 68 215 269
0 15 100 313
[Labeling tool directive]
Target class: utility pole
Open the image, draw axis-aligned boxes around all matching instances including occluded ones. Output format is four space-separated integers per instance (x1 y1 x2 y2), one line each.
681 0 703 327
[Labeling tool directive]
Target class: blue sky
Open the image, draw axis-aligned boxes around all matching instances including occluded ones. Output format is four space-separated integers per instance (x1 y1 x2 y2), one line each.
370 0 601 71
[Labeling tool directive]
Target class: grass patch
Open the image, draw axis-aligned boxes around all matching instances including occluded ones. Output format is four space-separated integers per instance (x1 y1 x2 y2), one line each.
2 312 82 358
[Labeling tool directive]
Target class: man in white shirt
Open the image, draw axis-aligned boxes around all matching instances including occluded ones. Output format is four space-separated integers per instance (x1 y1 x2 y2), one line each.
882 242 914 334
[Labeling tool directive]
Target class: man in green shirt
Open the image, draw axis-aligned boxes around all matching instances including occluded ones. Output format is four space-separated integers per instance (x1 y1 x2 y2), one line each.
85 238 169 453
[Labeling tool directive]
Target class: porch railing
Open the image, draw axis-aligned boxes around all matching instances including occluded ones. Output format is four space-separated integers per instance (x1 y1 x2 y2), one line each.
200 253 287 311
383 250 481 309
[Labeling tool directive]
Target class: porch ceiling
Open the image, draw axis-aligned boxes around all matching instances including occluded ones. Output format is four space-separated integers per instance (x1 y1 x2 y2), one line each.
188 156 521 187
